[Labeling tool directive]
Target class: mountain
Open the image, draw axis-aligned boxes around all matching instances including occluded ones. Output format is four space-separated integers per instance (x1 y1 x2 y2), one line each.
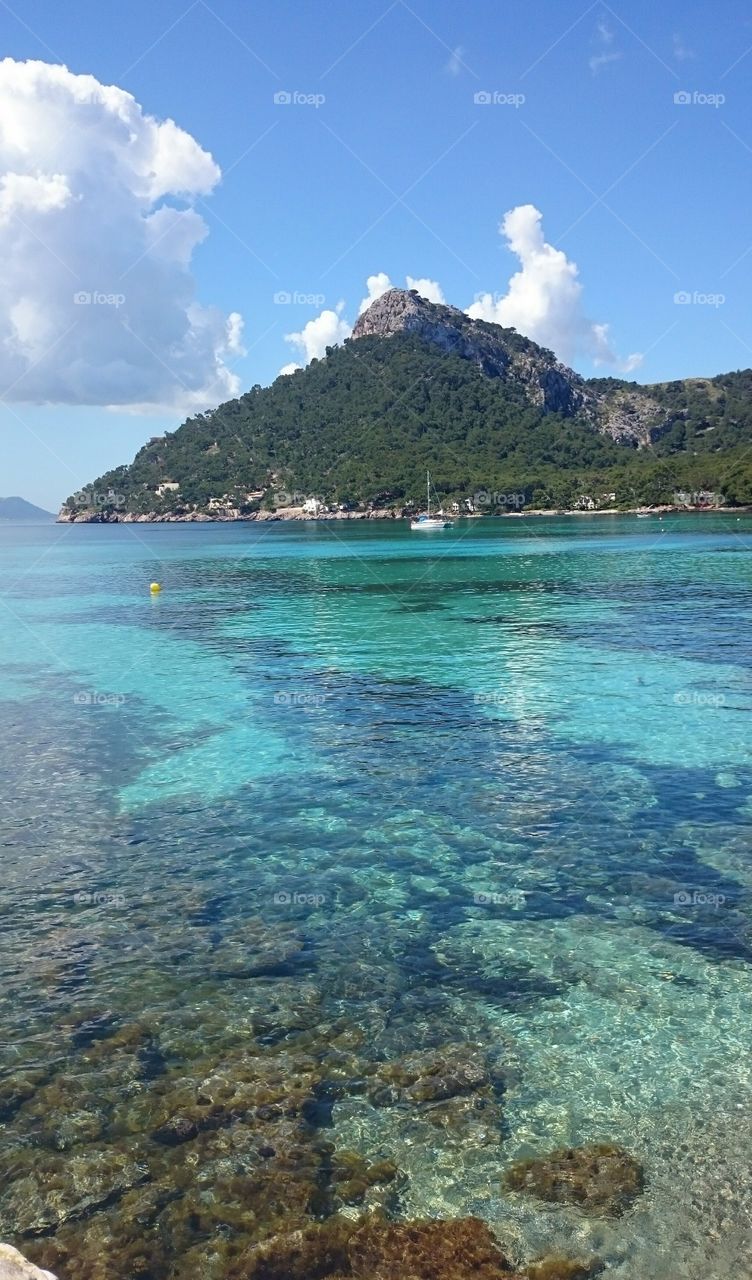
0 496 55 522
352 289 669 447
59 289 752 521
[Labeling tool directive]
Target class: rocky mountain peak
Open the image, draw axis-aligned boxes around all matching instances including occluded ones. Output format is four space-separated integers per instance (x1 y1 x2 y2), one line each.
352 289 670 445
352 288 463 340
352 288 589 417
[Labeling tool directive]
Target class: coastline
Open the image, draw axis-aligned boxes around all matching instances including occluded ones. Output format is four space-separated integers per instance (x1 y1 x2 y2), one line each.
56 504 749 525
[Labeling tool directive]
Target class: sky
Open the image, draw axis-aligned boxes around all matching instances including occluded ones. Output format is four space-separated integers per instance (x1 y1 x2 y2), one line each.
1 0 751 509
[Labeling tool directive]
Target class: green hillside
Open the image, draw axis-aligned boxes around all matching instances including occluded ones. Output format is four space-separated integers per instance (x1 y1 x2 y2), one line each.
62 330 752 519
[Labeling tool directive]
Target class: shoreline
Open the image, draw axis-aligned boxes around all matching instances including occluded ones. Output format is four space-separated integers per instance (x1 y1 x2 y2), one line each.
56 504 751 525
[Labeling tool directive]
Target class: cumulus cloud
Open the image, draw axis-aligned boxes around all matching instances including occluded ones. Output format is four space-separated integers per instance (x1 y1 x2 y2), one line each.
283 301 351 368
358 272 393 315
357 271 445 314
406 276 445 304
225 312 246 356
467 204 641 373
0 58 244 409
279 270 447 374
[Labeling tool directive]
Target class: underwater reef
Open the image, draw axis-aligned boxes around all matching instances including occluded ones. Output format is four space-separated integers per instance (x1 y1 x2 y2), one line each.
0 972 620 1280
503 1143 645 1217
4 1218 604 1280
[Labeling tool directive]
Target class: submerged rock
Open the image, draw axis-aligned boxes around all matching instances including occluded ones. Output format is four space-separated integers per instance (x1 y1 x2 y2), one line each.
45 1109 107 1152
0 1072 49 1123
210 917 304 978
66 1011 119 1050
235 1213 603 1280
151 1114 199 1146
503 1142 645 1217
348 1216 519 1278
0 1147 150 1236
369 1043 491 1106
526 1260 603 1280
328 1151 400 1209
234 1214 520 1278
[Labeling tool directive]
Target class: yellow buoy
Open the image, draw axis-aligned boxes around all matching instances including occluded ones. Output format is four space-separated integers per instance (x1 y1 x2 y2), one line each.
150 582 162 594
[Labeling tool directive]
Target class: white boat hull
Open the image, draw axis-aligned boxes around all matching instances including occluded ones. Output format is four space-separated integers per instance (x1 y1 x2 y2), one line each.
410 473 452 529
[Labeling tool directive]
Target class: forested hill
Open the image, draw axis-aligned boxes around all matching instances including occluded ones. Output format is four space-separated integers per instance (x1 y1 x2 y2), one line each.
60 290 752 519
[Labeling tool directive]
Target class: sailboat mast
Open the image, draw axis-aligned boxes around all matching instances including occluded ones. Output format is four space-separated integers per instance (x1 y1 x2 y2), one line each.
426 470 430 518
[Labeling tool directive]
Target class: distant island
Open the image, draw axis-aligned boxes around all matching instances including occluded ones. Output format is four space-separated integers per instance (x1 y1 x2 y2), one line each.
59 289 752 523
0 496 55 522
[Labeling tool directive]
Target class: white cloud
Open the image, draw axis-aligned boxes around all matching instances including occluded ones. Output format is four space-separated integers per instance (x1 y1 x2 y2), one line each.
468 204 642 373
283 300 351 367
596 17 615 44
406 276 445 304
589 17 622 73
0 171 72 223
278 362 301 377
672 34 694 62
445 45 467 76
358 272 393 315
357 271 446 314
225 312 245 356
0 58 243 409
590 50 621 72
280 271 448 374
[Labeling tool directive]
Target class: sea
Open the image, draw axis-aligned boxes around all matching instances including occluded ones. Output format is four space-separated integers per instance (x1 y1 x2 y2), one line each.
0 514 750 1278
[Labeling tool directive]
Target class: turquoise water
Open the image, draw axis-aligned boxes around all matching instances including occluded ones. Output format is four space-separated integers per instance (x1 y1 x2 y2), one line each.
0 515 750 1278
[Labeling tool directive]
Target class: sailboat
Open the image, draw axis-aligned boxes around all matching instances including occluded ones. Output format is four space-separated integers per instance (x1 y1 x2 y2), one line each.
410 470 453 530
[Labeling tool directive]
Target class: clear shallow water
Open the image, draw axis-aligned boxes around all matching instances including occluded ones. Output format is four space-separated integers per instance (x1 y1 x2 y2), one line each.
0 515 750 1278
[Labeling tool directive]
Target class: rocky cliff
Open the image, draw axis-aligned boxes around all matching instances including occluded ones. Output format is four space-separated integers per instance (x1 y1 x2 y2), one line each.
353 289 669 446
353 289 590 418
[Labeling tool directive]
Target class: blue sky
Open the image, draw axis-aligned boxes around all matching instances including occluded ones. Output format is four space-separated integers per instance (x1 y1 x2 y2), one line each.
1 0 751 508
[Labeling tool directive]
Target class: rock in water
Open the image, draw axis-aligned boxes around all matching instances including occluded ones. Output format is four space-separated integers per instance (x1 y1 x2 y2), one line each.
368 1042 491 1105
503 1142 645 1216
0 1148 150 1236
0 1244 57 1280
236 1215 520 1279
